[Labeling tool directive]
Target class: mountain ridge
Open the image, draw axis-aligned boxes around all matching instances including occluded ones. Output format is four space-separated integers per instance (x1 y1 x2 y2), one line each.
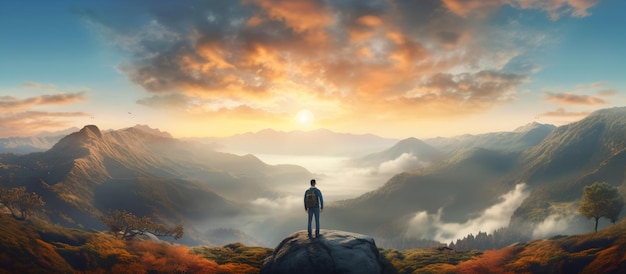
2 107 626 249
326 107 626 245
0 124 312 245
424 122 556 154
190 128 400 156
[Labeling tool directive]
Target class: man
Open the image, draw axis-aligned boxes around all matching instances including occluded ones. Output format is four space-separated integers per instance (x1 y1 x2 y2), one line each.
304 179 324 237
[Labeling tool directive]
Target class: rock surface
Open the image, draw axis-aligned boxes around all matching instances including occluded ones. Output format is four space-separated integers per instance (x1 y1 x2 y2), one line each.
260 229 384 274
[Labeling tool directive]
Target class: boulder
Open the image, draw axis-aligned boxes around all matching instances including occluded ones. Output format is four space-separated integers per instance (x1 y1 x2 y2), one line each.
260 229 384 274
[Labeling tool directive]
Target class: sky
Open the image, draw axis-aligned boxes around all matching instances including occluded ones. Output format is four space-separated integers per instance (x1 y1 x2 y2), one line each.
1 0 625 139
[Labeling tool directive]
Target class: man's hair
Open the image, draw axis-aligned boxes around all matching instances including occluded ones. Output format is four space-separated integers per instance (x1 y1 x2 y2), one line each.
310 179 316 185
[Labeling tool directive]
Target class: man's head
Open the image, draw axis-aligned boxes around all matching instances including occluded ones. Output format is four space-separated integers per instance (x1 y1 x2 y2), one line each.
310 179 316 186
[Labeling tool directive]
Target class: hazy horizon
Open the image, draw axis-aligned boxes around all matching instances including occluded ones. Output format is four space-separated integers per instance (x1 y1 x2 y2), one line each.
2 1 626 140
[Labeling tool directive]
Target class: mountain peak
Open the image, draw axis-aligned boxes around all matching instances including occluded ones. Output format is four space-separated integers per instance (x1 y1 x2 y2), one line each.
79 125 103 139
392 137 437 154
46 125 103 160
397 137 422 145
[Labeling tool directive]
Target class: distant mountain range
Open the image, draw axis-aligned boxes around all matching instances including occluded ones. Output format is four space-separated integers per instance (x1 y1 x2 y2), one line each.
0 125 173 154
2 107 626 249
188 128 400 156
326 107 626 245
0 127 80 154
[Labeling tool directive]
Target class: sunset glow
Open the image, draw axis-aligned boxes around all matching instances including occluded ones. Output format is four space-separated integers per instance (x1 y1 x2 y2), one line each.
1 0 625 139
296 109 314 126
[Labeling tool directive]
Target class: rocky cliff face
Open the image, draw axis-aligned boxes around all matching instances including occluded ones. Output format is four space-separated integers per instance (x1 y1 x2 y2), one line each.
261 230 384 274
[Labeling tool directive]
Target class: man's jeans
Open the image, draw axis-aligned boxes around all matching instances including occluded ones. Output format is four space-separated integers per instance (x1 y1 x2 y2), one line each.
308 207 320 236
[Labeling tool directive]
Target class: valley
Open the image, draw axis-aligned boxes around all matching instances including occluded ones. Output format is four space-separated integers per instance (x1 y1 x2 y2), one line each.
1 107 626 250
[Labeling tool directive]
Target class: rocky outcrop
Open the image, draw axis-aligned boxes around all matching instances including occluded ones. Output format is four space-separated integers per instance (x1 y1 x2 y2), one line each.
260 229 384 274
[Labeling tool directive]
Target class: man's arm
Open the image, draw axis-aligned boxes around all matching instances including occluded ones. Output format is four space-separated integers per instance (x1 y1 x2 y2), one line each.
304 190 307 211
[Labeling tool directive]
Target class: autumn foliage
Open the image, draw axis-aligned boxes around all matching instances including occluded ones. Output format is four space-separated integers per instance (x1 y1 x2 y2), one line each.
456 248 520 274
100 209 184 240
0 216 262 273
0 186 45 220
112 241 258 274
379 219 626 273
4 214 626 273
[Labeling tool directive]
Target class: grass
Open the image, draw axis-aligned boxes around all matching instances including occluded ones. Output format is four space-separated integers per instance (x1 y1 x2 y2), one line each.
379 247 483 274
193 242 273 267
2 214 626 273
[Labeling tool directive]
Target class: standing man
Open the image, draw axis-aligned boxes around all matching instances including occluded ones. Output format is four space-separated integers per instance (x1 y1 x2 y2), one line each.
304 179 324 238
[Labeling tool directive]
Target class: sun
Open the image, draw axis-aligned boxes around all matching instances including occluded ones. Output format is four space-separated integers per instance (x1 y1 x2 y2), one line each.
296 109 315 125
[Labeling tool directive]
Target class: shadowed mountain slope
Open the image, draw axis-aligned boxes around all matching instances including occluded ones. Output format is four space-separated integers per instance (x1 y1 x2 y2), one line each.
328 107 626 245
328 147 519 233
510 107 626 229
0 125 311 244
425 122 556 154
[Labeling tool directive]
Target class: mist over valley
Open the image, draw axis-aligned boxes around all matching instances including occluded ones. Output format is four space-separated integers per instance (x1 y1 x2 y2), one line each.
2 107 626 251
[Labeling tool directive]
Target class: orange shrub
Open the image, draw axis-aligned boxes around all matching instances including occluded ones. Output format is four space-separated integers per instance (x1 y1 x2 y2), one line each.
116 240 259 273
457 248 519 274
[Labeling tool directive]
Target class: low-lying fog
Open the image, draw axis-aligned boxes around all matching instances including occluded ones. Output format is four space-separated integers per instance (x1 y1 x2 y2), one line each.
198 153 398 246
255 154 392 201
198 153 597 248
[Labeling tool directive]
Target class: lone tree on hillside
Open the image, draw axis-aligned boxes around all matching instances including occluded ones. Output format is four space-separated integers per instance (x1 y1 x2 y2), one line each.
0 186 45 220
100 209 184 240
579 181 625 232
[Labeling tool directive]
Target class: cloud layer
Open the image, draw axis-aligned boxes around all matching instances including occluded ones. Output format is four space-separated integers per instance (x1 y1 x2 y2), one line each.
0 84 89 137
406 183 529 243
79 0 603 128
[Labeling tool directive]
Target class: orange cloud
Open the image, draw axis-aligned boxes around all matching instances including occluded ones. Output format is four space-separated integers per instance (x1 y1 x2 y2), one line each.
514 0 601 19
85 0 601 132
539 107 590 117
442 0 602 20
0 92 86 111
0 87 89 137
441 0 502 18
544 92 608 105
597 89 618 96
245 0 332 32
0 111 90 138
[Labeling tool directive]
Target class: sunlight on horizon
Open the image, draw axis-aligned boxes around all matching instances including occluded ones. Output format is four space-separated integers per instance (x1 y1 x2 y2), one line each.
296 109 315 126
